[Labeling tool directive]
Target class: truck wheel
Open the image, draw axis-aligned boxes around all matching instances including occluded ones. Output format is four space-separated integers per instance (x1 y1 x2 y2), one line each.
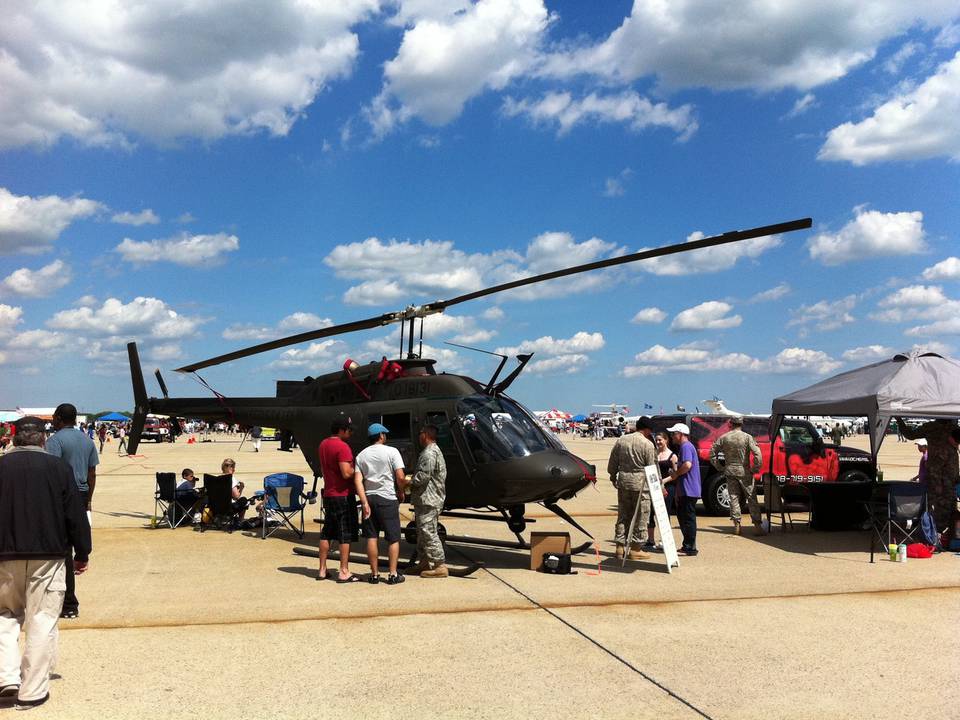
703 474 730 516
839 469 871 483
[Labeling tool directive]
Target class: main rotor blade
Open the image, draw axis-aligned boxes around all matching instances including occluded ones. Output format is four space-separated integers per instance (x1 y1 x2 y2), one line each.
174 313 395 373
174 217 810 373
424 218 812 312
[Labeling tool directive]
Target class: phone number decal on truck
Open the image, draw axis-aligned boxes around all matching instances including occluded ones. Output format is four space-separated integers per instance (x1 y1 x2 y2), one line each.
776 475 825 484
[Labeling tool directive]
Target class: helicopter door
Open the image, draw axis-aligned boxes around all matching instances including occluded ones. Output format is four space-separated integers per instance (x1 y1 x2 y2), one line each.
368 412 416 470
424 411 456 454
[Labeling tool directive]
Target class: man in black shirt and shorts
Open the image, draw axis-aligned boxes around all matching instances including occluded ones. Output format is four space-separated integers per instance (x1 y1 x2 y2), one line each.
355 423 407 585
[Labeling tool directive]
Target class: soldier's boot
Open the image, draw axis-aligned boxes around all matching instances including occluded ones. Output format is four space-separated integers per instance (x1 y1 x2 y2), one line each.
732 520 741 536
421 564 449 578
405 559 430 575
614 545 625 559
628 549 651 561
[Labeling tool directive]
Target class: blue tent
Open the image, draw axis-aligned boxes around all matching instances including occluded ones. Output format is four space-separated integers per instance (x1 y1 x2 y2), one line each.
98 412 130 422
571 414 587 422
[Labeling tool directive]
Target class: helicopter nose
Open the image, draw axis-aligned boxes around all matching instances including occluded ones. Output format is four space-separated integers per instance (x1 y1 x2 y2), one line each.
489 451 591 505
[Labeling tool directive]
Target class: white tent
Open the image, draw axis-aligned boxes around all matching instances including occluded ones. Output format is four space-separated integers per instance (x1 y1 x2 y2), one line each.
771 350 960 457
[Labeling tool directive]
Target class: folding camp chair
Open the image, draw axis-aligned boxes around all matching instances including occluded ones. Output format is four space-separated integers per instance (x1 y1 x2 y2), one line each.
154 472 193 529
261 473 307 539
764 477 811 532
199 473 242 533
866 481 926 563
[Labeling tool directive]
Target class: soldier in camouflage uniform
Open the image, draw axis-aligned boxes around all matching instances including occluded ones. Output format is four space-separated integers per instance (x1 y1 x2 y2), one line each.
408 424 448 578
607 418 656 560
710 416 763 535
897 418 959 534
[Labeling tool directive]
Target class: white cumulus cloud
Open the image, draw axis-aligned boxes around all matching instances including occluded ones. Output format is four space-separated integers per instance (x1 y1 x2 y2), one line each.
0 260 72 298
496 331 604 357
48 296 204 340
223 313 333 341
115 233 239 267
635 230 781 276
879 285 948 307
788 295 858 332
922 257 960 281
527 354 590 375
0 188 102 255
842 345 895 362
111 209 160 226
807 208 926 265
0 1 378 148
750 283 791 303
325 231 623 305
631 307 667 324
7 329 69 351
539 2 959 92
502 91 697 139
671 301 742 331
271 340 345 370
0 304 24 336
819 51 960 164
624 343 840 376
365 0 550 137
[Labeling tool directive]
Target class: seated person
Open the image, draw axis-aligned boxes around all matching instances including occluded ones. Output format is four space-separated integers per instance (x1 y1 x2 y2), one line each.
221 458 248 519
176 468 203 514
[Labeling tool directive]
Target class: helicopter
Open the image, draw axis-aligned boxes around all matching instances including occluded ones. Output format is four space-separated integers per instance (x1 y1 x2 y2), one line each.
126 217 811 551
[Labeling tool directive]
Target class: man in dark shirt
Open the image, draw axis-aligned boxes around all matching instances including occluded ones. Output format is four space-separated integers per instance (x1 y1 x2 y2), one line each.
0 416 91 710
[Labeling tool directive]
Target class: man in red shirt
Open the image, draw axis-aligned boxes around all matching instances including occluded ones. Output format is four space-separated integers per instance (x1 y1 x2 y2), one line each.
317 418 363 583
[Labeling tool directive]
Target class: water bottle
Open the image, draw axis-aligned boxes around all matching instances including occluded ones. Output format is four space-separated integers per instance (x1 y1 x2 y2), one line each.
897 543 907 563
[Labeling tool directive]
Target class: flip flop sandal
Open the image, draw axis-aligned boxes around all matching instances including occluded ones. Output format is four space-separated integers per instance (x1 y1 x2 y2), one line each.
386 574 405 585
367 575 380 584
336 574 361 584
316 571 333 581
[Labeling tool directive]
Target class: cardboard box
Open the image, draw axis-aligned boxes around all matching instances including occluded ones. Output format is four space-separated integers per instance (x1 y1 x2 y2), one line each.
529 531 571 571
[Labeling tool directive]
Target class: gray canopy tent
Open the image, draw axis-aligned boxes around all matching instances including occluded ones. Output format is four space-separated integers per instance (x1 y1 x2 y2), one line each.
771 350 960 459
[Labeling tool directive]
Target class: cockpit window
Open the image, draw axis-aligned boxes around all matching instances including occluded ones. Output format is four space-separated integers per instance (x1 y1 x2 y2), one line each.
457 395 554 463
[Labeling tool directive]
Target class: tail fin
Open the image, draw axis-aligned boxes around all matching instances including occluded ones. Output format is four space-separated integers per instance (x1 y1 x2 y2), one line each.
127 342 148 455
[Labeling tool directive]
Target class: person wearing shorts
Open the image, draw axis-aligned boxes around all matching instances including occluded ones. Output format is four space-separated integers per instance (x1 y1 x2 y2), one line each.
355 423 407 585
318 419 361 583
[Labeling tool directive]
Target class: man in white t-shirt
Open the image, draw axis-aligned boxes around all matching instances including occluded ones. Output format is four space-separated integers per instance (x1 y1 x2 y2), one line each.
355 423 407 585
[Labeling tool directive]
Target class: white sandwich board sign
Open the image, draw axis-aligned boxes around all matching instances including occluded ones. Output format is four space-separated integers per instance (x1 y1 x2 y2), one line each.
623 464 680 572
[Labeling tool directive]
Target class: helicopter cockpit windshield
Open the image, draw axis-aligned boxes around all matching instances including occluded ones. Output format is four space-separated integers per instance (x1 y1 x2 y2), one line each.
457 395 557 463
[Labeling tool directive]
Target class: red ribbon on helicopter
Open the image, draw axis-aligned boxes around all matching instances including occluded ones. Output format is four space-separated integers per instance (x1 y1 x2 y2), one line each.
376 357 405 382
342 358 371 400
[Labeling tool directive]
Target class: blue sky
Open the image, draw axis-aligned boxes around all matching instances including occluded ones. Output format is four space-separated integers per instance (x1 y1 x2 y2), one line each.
1 1 959 415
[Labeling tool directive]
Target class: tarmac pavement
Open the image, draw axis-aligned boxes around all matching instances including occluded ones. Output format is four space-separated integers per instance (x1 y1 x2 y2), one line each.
16 432 959 719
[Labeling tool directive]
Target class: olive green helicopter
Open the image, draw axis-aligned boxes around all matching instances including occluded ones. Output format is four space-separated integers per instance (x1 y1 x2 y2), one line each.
126 218 811 554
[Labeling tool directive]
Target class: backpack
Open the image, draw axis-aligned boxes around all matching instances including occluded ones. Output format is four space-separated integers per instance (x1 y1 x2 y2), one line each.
919 511 940 548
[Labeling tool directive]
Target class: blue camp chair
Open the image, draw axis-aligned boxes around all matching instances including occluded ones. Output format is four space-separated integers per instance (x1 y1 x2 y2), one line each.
261 473 307 539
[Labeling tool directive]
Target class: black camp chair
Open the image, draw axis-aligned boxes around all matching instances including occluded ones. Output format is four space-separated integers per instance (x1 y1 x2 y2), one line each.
199 473 242 533
865 481 927 563
154 472 193 529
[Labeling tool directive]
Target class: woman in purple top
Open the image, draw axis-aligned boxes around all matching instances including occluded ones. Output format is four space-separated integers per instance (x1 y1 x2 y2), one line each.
910 439 928 485
666 423 701 556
